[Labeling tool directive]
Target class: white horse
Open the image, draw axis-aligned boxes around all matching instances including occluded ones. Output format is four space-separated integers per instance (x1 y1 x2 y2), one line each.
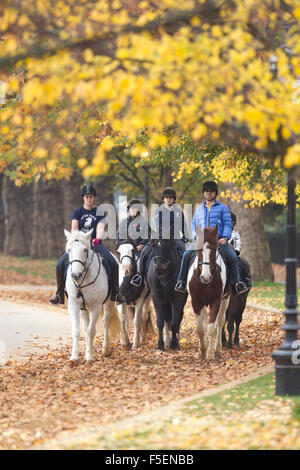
187 226 231 361
64 229 120 362
117 241 154 349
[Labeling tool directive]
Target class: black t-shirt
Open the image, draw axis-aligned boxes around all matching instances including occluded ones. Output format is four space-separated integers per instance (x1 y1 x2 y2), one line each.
71 207 105 241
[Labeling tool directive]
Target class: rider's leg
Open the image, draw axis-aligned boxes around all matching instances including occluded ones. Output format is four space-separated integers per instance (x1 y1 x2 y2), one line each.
131 244 151 287
219 242 247 295
95 244 123 303
174 248 194 293
50 253 68 305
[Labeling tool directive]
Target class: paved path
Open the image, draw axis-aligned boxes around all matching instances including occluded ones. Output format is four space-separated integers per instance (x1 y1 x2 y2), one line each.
0 299 70 362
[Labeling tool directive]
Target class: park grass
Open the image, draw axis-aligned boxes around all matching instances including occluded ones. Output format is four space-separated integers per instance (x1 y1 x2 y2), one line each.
72 373 300 450
248 281 300 310
0 252 56 284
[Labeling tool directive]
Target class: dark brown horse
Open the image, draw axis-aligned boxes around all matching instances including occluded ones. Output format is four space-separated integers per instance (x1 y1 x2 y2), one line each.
187 226 231 360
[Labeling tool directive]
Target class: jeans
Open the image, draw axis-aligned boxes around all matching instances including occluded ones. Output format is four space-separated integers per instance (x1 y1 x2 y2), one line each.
176 241 240 286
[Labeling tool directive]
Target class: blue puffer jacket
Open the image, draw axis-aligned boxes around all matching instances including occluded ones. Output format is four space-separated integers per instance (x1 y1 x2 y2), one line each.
192 200 232 240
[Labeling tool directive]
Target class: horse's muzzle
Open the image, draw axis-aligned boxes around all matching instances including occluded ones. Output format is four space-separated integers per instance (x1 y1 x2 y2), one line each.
200 273 213 284
71 271 84 282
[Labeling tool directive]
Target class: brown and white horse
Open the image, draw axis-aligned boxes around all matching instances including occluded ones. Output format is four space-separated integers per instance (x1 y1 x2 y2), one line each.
187 226 231 361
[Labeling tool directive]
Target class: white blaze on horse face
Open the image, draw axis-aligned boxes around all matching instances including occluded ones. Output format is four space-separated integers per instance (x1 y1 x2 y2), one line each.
201 242 212 283
117 243 134 282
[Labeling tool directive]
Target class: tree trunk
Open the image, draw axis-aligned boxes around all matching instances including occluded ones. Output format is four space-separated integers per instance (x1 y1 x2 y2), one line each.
62 173 84 232
226 195 274 281
30 179 64 258
3 179 33 256
0 175 5 251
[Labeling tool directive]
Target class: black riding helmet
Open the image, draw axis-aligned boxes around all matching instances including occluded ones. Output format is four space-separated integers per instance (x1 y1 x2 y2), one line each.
162 187 176 201
127 198 142 210
81 183 96 197
202 180 218 196
230 212 237 223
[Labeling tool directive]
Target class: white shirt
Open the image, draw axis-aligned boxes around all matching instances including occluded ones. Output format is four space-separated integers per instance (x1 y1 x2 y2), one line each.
229 229 241 253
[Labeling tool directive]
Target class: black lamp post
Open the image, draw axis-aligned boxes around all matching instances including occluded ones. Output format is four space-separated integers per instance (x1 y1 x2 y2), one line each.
272 170 300 395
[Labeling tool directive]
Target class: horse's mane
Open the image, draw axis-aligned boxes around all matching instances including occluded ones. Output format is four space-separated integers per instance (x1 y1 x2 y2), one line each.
116 237 137 250
66 230 91 251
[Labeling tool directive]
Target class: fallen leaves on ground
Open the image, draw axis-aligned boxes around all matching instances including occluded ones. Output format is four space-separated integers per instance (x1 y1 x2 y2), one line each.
0 293 284 450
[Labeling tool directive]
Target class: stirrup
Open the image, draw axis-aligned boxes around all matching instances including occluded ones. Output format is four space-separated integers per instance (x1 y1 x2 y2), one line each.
131 274 142 287
235 282 248 295
174 281 186 293
49 294 64 305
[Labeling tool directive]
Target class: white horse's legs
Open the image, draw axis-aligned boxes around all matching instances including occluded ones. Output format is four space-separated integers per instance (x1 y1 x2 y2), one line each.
140 298 152 343
117 303 131 349
206 322 217 361
195 308 207 359
215 297 230 357
132 298 143 349
102 302 113 357
85 308 101 362
69 303 81 362
163 321 171 348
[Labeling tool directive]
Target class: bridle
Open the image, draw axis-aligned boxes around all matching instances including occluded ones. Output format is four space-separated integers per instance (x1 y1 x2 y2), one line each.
152 255 175 287
197 249 221 285
69 240 102 308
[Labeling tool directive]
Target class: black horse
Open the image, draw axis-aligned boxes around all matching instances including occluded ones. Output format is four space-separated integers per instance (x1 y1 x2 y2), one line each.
222 257 252 349
146 238 188 350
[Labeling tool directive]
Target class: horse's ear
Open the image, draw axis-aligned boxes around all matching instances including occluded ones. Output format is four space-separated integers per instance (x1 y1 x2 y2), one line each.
85 229 94 239
64 229 71 240
194 227 204 250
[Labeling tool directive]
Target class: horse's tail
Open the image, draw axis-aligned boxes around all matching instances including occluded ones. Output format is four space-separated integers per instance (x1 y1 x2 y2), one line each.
146 308 155 335
108 301 121 339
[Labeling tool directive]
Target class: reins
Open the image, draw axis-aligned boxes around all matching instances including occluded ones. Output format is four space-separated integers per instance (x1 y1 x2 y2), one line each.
70 245 102 310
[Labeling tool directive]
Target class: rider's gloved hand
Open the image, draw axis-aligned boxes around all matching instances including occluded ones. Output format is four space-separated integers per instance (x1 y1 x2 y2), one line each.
92 238 100 247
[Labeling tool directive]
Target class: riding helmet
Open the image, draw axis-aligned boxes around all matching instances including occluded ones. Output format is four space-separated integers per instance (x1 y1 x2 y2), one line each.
81 183 96 197
161 187 176 201
230 212 237 223
127 198 142 210
202 180 218 195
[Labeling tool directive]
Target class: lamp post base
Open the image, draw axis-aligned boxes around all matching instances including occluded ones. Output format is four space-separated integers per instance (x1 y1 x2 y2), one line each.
273 364 300 396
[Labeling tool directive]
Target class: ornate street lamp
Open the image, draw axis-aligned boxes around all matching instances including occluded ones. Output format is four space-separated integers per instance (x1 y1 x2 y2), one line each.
268 52 300 395
272 170 300 395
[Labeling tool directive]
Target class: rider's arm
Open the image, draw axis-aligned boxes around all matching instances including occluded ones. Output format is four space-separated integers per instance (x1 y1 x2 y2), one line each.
96 221 105 240
71 219 79 231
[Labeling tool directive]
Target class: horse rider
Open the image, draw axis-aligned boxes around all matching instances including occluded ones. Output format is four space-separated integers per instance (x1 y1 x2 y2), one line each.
50 183 122 305
174 180 248 295
116 198 151 252
130 187 189 287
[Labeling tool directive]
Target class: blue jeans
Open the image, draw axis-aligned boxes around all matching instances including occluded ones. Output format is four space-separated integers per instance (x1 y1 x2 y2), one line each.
176 241 240 286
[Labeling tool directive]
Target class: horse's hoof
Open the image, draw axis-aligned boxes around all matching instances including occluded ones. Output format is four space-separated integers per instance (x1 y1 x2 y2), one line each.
233 344 241 351
69 358 79 365
169 341 179 350
86 358 95 363
226 342 233 350
102 349 112 357
122 342 132 351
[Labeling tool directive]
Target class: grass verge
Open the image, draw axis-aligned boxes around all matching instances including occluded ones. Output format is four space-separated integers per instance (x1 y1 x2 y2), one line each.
248 281 300 310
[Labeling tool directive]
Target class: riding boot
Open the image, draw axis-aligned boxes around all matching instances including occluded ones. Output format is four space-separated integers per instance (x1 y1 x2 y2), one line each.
174 249 193 293
50 269 65 305
110 266 124 303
